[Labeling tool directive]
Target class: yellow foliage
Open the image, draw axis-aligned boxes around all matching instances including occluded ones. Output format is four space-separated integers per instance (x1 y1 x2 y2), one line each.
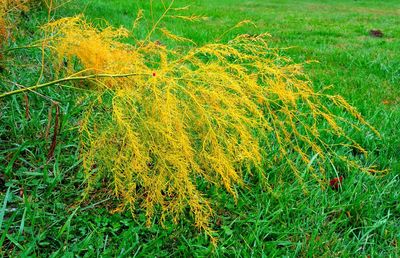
44 16 383 239
0 0 35 47
0 0 30 12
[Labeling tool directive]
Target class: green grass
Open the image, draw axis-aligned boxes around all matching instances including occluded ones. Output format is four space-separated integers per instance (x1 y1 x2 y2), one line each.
0 0 399 256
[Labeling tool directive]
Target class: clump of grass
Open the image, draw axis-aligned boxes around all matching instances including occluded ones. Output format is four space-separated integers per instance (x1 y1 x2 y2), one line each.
39 12 384 240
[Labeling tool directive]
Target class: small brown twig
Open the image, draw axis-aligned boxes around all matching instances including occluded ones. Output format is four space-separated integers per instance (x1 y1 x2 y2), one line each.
47 102 60 161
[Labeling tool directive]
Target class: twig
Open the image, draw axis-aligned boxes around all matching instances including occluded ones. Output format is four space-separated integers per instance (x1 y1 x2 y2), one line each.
47 102 60 161
1 78 58 103
0 72 150 98
0 45 42 54
142 0 175 45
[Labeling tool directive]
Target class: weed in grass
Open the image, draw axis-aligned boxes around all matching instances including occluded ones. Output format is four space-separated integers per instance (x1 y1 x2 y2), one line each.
34 9 386 239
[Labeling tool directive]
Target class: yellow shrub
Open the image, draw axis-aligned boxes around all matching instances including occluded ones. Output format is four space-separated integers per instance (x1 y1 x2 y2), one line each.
44 16 381 239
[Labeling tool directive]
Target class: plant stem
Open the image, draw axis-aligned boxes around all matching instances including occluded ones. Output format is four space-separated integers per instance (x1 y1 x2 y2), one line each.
0 73 149 98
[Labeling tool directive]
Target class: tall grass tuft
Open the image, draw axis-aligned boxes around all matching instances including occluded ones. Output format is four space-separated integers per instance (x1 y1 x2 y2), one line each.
42 14 383 239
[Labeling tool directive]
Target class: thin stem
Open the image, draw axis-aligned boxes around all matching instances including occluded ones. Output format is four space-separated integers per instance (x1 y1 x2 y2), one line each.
0 72 150 99
1 78 57 103
142 0 175 45
1 45 42 54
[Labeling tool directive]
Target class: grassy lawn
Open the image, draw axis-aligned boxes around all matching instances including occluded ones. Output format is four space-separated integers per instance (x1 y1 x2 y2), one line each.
0 0 399 256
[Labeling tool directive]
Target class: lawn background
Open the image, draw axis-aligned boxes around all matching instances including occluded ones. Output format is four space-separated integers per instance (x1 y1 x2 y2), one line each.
0 0 399 256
